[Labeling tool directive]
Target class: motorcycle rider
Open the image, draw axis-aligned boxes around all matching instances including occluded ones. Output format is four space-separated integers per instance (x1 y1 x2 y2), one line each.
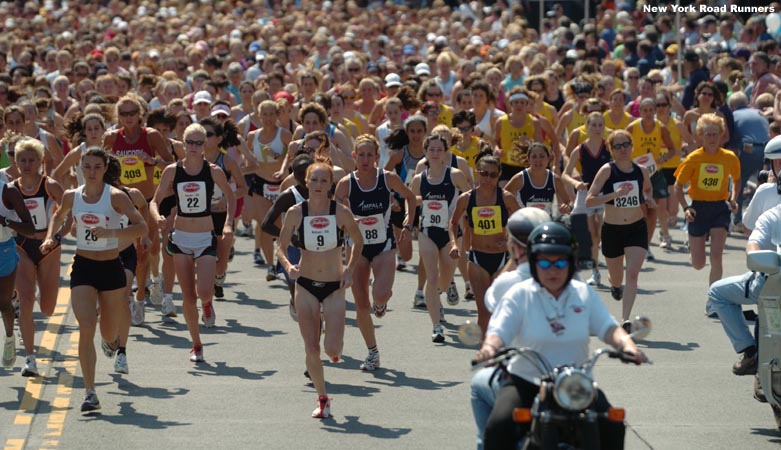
477 221 647 450
470 207 551 450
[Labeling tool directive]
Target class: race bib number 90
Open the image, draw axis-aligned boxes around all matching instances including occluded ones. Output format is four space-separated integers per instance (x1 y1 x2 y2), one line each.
612 180 640 208
697 163 724 191
120 155 147 185
471 205 502 236
357 214 387 245
303 214 338 251
177 181 207 214
422 199 449 229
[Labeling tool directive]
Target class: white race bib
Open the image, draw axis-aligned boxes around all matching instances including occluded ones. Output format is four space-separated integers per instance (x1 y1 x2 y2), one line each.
263 183 281 202
177 181 207 214
24 196 47 230
422 199 448 229
76 213 110 250
404 170 415 186
119 215 129 229
612 180 640 208
632 153 656 176
303 214 338 252
212 181 237 203
357 213 386 245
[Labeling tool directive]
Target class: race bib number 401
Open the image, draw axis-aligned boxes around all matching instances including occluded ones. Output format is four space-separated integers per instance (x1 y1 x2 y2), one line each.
471 205 502 235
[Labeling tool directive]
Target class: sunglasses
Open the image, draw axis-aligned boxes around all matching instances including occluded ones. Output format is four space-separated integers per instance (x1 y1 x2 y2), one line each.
656 103 669 107
347 67 361 72
302 146 317 153
185 139 205 146
478 170 499 178
119 109 139 117
536 258 569 270
627 75 639 80
426 92 442 97
612 141 632 149
206 131 216 137
75 71 89 77
457 125 473 132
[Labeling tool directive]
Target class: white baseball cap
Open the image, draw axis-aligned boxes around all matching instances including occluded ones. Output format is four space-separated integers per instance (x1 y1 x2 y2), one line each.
415 63 431 76
384 73 402 88
193 91 213 105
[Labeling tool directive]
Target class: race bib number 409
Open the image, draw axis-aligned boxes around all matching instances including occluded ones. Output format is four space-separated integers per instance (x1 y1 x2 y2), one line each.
120 156 147 185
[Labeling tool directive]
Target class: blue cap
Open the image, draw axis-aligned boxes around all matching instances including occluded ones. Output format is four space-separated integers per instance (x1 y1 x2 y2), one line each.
403 44 416 55
249 41 261 53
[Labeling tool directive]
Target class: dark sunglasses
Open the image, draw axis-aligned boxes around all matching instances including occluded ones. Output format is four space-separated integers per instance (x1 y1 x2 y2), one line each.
656 103 669 107
612 141 632 149
477 170 499 178
302 146 317 153
536 258 569 270
457 125 473 132
185 139 205 146
206 131 216 137
426 92 442 97
347 67 361 72
119 109 139 117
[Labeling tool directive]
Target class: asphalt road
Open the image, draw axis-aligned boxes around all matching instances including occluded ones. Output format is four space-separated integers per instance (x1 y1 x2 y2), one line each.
1 219 780 450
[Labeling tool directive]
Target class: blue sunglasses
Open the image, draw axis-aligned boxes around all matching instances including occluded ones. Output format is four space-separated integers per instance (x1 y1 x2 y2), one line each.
536 259 569 270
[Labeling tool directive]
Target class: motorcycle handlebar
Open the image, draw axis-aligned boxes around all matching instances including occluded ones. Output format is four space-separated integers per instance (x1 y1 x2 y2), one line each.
608 350 652 365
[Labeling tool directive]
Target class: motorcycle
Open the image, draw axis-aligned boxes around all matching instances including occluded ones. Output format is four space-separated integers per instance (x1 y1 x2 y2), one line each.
745 250 781 430
461 317 652 450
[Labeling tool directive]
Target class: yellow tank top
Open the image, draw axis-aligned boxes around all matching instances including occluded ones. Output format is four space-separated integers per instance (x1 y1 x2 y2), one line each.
660 117 682 169
603 111 631 131
498 113 536 166
567 108 587 134
347 111 364 135
437 104 454 128
537 102 557 126
342 118 359 138
452 137 481 172
629 118 664 159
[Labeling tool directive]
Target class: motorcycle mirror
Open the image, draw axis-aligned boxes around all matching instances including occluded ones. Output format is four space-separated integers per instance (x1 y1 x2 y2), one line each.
458 320 482 346
747 250 780 275
629 316 652 340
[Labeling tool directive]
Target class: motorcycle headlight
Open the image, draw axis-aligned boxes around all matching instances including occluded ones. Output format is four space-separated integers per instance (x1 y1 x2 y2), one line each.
553 368 595 411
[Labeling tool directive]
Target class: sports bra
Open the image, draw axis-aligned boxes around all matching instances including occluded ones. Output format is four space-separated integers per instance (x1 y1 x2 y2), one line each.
173 161 214 218
295 200 344 252
467 188 508 236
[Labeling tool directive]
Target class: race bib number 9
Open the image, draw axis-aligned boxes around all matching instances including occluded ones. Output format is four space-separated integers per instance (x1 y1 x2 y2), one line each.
303 214 338 251
471 205 502 236
357 213 387 245
612 180 640 208
177 181 207 214
76 213 109 250
697 163 724 191
120 155 147 185
422 199 448 229
25 196 47 230
632 153 656 176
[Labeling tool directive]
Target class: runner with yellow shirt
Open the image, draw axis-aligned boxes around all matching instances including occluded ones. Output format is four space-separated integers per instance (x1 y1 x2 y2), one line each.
495 87 542 185
654 91 686 238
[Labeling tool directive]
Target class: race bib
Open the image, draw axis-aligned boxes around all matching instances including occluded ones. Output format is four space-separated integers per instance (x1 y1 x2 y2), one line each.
177 181 207 214
263 183 281 202
24 196 47 230
471 205 502 236
632 153 656 176
303 214 338 251
422 199 448 229
357 213 387 245
612 180 640 208
119 215 129 229
153 166 162 185
212 181 236 202
76 213 110 250
119 155 147 185
697 163 724 191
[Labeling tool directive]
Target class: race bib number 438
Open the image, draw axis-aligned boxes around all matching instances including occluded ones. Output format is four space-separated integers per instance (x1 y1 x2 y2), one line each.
697 163 724 191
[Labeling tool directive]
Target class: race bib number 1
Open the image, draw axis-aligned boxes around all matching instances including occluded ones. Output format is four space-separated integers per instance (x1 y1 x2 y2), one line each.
357 213 387 245
422 199 448 229
632 153 656 176
471 205 502 236
25 196 47 230
120 155 147 185
612 180 640 208
697 163 724 191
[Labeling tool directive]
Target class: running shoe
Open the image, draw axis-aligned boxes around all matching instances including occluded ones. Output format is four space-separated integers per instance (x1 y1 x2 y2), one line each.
114 353 128 374
432 323 445 343
373 302 387 319
587 270 601 286
311 395 332 419
413 290 426 308
396 254 406 271
254 249 265 265
446 281 460 306
621 321 632 334
131 300 145 326
610 286 623 301
100 336 119 358
645 249 655 261
2 335 15 369
81 390 101 413
161 295 177 318
21 354 38 377
266 266 278 282
148 278 163 306
201 303 216 328
464 283 474 300
289 298 298 322
360 351 381 371
659 234 672 250
189 345 204 363
214 284 224 300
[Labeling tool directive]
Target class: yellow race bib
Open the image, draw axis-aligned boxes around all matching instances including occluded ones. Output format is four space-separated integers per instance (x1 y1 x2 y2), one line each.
120 155 147 185
472 205 502 236
153 165 162 185
697 163 723 191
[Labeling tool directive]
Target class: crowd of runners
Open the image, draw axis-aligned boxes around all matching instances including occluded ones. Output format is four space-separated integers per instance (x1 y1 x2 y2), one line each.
0 0 778 424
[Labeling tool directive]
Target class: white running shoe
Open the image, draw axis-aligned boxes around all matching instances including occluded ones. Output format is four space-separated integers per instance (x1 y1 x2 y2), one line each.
587 270 601 286
413 290 426 308
446 281 460 305
312 395 332 419
21 354 38 377
161 295 177 318
114 353 128 374
360 351 381 371
131 300 145 326
2 335 16 369
432 323 445 343
148 278 163 306
201 303 216 328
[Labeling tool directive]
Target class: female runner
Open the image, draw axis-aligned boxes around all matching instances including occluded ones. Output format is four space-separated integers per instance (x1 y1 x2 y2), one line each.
277 161 363 419
334 135 415 371
586 130 654 329
411 134 471 343
505 142 568 218
151 124 235 362
449 154 520 335
40 148 146 412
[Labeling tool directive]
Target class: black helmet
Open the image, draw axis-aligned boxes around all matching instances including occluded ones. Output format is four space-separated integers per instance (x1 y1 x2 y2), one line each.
528 221 578 284
507 207 552 246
